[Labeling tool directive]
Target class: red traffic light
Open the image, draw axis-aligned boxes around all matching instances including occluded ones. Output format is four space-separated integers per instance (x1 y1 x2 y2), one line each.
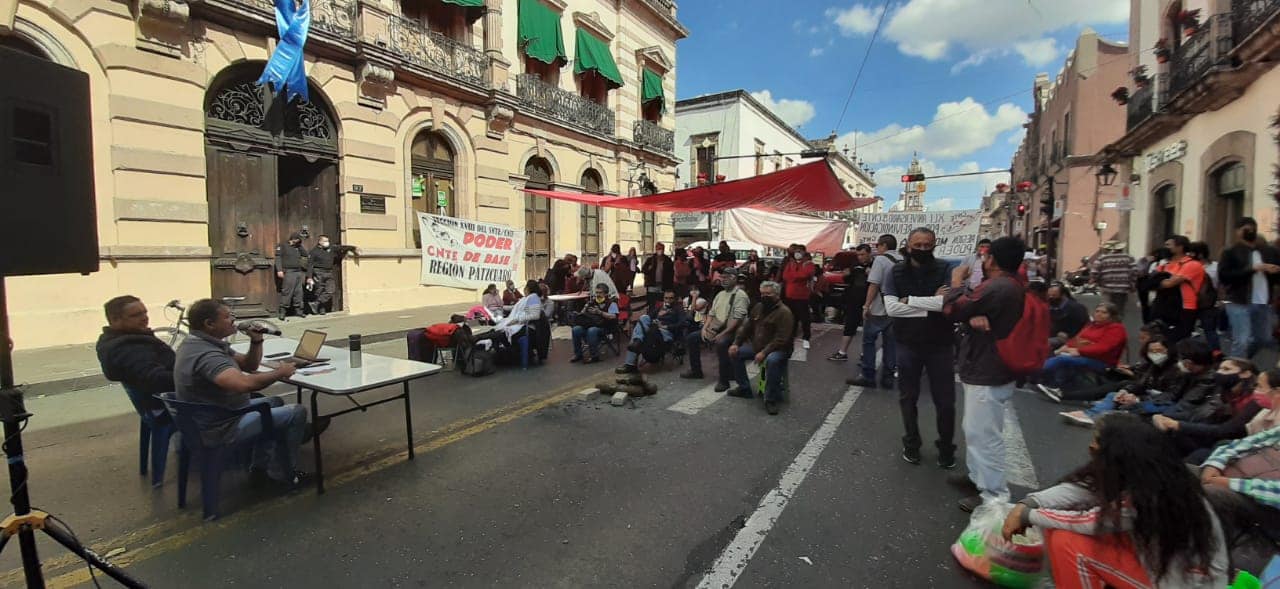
901 173 926 183
1016 203 1027 215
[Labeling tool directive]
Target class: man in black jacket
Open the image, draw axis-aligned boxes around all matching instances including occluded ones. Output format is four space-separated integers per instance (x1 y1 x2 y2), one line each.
307 234 356 315
881 228 956 470
275 232 308 320
1046 284 1088 348
641 242 674 310
95 295 175 413
1218 217 1280 359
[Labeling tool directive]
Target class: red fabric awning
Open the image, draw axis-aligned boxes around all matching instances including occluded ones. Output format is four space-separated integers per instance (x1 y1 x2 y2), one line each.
522 160 879 214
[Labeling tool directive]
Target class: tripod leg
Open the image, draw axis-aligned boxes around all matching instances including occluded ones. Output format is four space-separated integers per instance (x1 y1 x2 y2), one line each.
42 524 147 589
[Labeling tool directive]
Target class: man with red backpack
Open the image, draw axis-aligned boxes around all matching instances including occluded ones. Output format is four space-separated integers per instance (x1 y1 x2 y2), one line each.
944 236 1042 513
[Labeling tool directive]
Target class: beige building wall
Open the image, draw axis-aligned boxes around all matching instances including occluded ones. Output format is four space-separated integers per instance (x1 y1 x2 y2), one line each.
0 0 685 349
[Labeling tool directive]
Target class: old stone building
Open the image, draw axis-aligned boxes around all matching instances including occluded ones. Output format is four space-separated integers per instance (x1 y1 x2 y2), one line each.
0 0 685 348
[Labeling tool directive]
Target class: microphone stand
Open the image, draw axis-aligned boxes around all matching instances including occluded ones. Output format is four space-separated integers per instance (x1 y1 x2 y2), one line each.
0 277 147 588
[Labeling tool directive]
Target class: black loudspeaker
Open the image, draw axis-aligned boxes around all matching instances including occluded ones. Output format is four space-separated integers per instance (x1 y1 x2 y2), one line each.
0 45 97 277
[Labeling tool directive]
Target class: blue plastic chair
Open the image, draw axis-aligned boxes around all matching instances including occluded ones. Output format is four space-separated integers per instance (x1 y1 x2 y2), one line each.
121 384 177 488
157 393 277 521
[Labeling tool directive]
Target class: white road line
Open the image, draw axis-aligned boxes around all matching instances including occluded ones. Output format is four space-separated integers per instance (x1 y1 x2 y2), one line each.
666 365 758 415
1003 402 1040 489
696 386 864 589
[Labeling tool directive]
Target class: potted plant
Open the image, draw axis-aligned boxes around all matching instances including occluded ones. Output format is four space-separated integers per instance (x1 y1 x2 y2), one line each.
1131 65 1151 88
995 182 1010 193
1111 86 1130 105
1179 8 1202 37
1154 37 1171 63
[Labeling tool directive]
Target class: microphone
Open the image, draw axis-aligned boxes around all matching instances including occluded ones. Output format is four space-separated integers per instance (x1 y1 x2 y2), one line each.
236 320 282 336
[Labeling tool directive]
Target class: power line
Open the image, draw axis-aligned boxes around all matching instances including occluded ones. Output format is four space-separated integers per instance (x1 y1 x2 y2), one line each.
834 0 893 131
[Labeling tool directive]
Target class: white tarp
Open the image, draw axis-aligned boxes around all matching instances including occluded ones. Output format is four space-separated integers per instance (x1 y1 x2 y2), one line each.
856 210 982 259
721 209 849 255
417 212 524 289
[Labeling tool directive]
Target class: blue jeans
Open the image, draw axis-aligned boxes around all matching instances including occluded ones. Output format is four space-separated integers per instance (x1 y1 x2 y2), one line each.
1084 392 1169 418
624 315 672 366
571 325 605 359
1225 303 1273 358
685 331 733 384
230 397 307 481
731 343 788 402
859 314 896 381
1040 355 1106 388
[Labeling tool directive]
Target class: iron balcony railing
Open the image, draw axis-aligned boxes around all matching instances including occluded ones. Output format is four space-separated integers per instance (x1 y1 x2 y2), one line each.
224 0 357 39
1126 81 1156 130
1168 24 1216 99
632 119 674 153
516 73 615 137
386 14 488 87
1232 0 1280 46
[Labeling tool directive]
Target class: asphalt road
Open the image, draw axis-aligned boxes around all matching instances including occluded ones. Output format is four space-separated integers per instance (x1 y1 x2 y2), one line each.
0 322 1096 588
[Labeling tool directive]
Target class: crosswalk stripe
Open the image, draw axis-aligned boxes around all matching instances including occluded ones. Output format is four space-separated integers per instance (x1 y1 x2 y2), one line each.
1004 401 1040 489
665 365 760 415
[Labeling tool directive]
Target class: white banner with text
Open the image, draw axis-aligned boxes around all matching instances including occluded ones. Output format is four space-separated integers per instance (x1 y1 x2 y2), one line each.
417 212 524 289
857 210 982 259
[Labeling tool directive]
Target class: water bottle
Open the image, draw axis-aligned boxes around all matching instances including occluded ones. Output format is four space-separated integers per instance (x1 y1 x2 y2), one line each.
349 334 362 368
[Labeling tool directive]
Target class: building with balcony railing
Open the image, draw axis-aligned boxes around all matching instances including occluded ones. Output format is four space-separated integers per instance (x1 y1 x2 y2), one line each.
0 0 686 348
1100 0 1280 256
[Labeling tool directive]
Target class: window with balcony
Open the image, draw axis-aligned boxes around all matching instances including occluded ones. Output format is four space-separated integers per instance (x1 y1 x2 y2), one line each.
402 0 480 43
573 28 622 106
692 136 717 182
517 0 567 84
641 69 666 123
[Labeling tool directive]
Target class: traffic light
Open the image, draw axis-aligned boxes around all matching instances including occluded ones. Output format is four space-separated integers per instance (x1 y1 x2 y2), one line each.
901 173 926 183
1017 203 1027 216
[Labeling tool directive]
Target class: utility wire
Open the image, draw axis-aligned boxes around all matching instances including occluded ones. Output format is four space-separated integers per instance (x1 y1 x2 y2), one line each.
834 0 893 131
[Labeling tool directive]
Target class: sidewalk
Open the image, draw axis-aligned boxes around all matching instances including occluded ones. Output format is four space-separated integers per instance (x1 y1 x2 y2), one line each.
11 302 468 394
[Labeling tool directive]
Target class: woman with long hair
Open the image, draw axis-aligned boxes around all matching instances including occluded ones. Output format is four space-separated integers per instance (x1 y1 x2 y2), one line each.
1002 413 1227 588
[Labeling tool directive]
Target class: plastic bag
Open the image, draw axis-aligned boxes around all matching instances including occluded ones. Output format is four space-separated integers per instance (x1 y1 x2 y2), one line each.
950 502 1045 589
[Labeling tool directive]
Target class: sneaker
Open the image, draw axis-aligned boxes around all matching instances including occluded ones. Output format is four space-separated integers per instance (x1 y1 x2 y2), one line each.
958 495 984 513
726 387 753 398
615 364 638 374
845 377 875 387
946 472 980 495
902 447 922 465
714 382 731 393
765 401 780 415
827 351 849 361
570 356 583 363
1035 383 1063 403
938 452 957 470
802 340 811 349
1060 411 1095 427
584 356 600 364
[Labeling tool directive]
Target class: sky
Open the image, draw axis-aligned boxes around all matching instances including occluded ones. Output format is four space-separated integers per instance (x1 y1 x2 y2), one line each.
673 0 1131 211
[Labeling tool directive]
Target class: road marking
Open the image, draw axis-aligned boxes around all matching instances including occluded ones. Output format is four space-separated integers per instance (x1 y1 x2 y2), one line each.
13 375 605 589
667 382 726 415
696 386 863 589
1004 403 1040 489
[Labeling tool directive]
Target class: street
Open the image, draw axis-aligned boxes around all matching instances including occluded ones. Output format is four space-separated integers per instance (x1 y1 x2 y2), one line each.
0 323 1093 588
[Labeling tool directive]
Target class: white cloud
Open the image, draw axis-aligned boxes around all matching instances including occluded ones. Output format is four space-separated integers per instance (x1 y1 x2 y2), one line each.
839 97 1027 165
928 198 956 211
809 47 826 57
750 90 817 128
827 4 885 36
829 0 1125 67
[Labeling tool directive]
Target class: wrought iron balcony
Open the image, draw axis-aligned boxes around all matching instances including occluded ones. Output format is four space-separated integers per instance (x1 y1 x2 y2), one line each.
1232 0 1280 46
221 0 357 39
1126 81 1156 131
632 119 674 153
386 14 488 87
516 73 615 137
1168 24 1216 99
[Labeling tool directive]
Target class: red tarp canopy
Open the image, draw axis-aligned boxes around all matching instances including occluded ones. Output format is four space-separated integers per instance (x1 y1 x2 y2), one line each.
521 160 879 214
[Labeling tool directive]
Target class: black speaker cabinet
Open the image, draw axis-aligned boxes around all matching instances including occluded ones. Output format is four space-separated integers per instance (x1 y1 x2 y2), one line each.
0 45 97 277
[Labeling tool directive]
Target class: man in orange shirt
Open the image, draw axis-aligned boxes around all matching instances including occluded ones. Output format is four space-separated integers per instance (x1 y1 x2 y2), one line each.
1158 235 1206 344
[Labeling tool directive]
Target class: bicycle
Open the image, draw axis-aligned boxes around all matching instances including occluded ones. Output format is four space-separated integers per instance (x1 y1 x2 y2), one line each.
153 299 188 349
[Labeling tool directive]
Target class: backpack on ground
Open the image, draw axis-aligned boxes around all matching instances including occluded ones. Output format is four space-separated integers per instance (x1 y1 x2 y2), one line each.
994 281 1051 377
455 327 494 376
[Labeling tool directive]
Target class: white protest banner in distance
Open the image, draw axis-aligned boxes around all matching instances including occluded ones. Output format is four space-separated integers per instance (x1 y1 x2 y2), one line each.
417 212 524 289
857 210 983 259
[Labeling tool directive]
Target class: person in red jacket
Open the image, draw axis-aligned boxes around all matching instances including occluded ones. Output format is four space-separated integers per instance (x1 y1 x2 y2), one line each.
1037 301 1128 394
781 244 816 347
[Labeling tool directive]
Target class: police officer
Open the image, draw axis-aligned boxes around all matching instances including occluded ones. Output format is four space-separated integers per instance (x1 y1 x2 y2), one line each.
307 234 355 315
276 232 307 320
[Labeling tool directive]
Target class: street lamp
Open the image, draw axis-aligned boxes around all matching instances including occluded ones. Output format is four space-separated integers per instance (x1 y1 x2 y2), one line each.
1096 163 1118 187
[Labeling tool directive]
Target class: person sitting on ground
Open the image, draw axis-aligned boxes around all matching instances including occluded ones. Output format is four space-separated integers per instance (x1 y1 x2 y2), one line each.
575 265 619 298
570 283 619 364
682 271 749 387
1035 302 1128 398
1047 283 1089 349
1157 362 1272 463
96 295 176 416
728 281 794 415
1043 331 1172 404
1060 339 1216 427
502 279 523 306
1200 415 1280 511
175 298 310 488
616 290 687 374
1002 413 1228 589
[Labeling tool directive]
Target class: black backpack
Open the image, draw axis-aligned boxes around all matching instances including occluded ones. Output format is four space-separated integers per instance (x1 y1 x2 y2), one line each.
454 326 495 377
639 321 667 363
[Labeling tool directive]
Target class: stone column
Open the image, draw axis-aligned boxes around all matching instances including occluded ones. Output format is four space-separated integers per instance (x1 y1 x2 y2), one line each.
484 0 510 90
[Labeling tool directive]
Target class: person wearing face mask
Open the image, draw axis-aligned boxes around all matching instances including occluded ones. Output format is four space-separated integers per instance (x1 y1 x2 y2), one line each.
642 243 674 310
880 227 958 471
307 234 356 315
728 281 794 415
570 284 619 364
1061 339 1217 427
683 271 749 387
502 280 524 306
1034 303 1128 399
1218 217 1280 360
1156 235 1207 344
275 231 308 320
781 244 816 348
1155 360 1273 463
1136 246 1171 323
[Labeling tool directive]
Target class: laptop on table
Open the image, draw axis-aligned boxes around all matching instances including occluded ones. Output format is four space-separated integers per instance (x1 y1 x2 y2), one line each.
263 330 330 368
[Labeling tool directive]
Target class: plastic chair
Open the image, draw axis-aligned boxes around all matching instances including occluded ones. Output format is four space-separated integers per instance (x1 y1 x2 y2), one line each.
121 384 177 488
157 393 277 521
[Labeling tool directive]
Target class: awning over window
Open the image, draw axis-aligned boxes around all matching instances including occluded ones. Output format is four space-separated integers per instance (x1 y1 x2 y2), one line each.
642 68 664 107
522 160 880 215
573 29 623 89
518 0 567 66
441 0 484 6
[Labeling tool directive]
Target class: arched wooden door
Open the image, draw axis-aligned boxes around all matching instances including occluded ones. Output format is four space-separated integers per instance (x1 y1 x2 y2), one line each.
524 157 553 280
204 64 341 317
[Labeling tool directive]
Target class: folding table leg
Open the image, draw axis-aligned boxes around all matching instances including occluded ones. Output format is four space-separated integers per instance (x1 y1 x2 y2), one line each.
310 391 325 494
403 381 414 460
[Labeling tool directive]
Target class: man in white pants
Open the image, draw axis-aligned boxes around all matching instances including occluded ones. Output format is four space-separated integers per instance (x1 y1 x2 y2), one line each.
943 236 1028 512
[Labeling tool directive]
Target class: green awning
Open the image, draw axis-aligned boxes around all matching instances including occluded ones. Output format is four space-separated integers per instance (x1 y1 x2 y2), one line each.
518 0 567 66
642 68 665 109
441 0 484 6
573 29 623 89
